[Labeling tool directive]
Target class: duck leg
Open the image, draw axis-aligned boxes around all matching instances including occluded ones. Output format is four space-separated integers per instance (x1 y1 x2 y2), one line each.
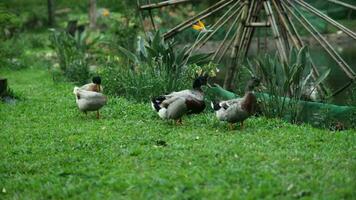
240 121 244 130
228 123 235 130
176 118 183 125
96 111 100 119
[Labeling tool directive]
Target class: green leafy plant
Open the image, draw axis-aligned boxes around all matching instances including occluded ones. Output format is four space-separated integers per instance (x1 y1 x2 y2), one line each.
99 31 212 102
49 30 102 84
245 47 330 122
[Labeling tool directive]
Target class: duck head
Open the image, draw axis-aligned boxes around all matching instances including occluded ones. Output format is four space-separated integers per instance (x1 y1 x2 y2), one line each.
193 74 208 90
92 76 102 92
245 76 260 92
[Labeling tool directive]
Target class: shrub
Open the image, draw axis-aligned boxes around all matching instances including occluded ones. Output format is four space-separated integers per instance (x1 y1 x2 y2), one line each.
49 30 101 84
245 47 330 122
99 31 213 102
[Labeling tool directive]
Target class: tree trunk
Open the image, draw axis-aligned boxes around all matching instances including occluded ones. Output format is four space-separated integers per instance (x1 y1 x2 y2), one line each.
47 0 55 26
0 78 8 96
89 0 97 29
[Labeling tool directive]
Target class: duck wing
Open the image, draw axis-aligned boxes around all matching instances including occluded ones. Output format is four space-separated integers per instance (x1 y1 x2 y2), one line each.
74 89 107 111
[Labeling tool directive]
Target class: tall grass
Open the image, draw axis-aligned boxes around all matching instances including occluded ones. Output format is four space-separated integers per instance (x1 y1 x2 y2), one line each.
245 47 330 122
99 31 211 102
49 30 101 84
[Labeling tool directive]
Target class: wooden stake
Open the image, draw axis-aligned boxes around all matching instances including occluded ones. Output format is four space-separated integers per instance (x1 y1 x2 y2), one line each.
140 0 193 10
213 10 243 61
163 0 235 39
326 0 356 10
285 1 355 79
277 1 328 97
191 1 244 53
264 0 288 63
293 0 356 40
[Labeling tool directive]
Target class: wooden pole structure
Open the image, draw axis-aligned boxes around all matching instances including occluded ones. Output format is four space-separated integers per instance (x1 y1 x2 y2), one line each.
276 0 328 97
212 10 243 61
223 0 252 89
163 0 235 39
224 0 261 90
326 0 356 10
139 0 193 10
284 1 355 79
264 0 288 63
293 0 356 40
147 0 157 31
241 3 263 58
191 1 244 53
89 0 97 29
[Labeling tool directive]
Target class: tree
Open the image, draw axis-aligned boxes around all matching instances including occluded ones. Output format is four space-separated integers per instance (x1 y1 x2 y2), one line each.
47 0 55 26
89 0 96 29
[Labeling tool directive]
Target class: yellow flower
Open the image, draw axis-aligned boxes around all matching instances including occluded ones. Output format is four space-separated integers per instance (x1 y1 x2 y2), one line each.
102 9 110 17
192 20 212 33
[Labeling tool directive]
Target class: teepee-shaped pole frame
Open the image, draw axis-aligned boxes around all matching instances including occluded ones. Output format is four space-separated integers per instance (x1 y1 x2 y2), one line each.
138 0 356 98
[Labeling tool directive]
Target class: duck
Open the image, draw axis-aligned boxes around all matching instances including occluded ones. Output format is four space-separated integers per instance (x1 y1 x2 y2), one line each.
79 76 103 92
151 75 208 124
73 76 107 119
211 77 260 130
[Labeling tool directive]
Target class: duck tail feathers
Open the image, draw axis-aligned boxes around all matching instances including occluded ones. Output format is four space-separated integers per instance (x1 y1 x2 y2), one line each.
211 100 221 111
151 95 166 112
73 86 80 94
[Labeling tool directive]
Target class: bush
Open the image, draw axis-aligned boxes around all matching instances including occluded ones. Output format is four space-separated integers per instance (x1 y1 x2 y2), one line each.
99 31 213 102
49 30 101 84
245 47 330 122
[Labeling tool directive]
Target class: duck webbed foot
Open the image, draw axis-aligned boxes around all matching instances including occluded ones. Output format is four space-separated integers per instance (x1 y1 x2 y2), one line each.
175 118 183 125
228 123 235 130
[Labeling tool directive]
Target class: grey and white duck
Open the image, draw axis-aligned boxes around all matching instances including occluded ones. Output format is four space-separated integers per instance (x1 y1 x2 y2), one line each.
211 77 260 130
73 76 107 119
151 75 208 124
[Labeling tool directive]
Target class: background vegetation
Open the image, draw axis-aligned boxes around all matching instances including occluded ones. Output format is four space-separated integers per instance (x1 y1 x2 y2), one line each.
0 1 355 198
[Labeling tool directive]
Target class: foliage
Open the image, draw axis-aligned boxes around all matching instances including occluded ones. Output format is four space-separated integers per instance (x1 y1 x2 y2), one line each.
245 47 330 122
49 30 101 84
0 67 355 199
99 31 212 102
0 4 22 40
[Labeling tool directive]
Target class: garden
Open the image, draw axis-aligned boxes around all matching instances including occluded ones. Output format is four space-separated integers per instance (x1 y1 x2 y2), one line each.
0 0 355 199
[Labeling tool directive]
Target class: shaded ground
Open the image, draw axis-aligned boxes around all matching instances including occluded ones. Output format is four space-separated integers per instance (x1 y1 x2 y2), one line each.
0 67 355 199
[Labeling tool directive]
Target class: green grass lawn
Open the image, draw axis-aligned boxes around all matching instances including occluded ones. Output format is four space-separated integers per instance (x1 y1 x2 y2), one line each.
0 67 355 199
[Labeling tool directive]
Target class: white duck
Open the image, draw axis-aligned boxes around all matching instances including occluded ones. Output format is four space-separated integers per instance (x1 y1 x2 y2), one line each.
211 77 260 130
73 76 107 119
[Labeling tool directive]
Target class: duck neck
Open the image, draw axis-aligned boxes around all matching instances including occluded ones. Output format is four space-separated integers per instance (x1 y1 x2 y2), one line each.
241 92 257 114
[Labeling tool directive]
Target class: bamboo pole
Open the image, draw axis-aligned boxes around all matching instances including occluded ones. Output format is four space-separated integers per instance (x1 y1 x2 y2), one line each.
147 0 157 31
293 0 356 40
278 1 328 97
223 0 253 89
140 0 193 10
240 2 262 58
329 79 354 98
285 1 355 79
224 0 260 89
264 0 288 63
271 0 301 49
163 0 235 39
326 0 356 10
213 10 242 61
137 0 147 33
191 2 244 53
